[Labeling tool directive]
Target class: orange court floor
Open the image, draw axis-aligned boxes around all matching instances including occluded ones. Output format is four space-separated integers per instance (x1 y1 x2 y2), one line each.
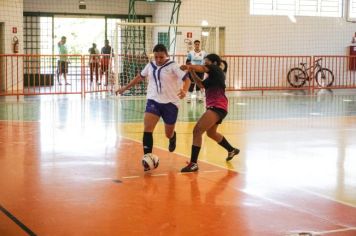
0 90 356 236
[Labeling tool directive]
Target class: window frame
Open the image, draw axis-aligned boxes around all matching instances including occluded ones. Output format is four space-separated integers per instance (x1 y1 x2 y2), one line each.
250 0 343 18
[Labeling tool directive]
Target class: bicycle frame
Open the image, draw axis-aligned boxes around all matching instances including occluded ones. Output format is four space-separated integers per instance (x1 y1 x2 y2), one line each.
287 58 334 88
299 59 322 81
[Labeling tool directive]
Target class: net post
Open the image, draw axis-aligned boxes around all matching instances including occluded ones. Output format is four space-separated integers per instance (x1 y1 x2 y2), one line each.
114 23 119 89
215 26 220 54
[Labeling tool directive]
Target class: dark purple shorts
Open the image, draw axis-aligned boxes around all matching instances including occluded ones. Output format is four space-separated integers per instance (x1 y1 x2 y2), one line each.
145 99 178 125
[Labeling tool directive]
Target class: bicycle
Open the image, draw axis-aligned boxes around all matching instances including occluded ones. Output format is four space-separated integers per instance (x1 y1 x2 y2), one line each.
287 58 334 88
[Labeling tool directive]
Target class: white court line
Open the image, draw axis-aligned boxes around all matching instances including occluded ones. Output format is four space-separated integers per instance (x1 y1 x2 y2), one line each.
150 173 168 177
121 133 356 210
122 176 140 179
240 188 350 229
202 170 221 173
294 187 356 208
122 136 240 174
314 227 356 235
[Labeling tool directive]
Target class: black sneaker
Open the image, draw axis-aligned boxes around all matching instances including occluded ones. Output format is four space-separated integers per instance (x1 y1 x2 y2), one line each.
181 162 199 172
226 148 240 161
168 131 176 152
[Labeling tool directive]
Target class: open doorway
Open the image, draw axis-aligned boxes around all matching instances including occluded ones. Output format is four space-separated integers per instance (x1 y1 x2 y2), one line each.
54 17 106 54
52 17 106 86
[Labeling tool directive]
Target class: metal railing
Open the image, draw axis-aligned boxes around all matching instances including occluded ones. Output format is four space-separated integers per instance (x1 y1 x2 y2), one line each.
1 54 356 97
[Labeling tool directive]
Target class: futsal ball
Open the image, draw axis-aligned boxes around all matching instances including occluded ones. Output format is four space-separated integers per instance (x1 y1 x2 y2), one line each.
142 153 159 171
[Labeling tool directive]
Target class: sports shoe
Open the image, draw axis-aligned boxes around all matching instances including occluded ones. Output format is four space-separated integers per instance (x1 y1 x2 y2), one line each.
168 131 176 152
226 148 240 161
181 162 199 172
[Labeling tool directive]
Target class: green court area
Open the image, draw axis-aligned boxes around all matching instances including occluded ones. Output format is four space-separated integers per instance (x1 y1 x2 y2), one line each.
0 92 356 122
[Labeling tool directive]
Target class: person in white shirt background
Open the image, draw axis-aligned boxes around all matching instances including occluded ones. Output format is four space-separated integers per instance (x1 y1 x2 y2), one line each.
186 40 207 103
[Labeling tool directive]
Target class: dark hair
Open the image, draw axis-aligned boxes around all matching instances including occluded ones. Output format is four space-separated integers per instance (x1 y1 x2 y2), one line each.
89 43 96 54
205 53 222 66
153 44 168 55
185 58 191 64
221 60 228 73
194 40 200 44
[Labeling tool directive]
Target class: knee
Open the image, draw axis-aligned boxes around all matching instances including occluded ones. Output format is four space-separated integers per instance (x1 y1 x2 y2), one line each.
193 126 204 137
206 130 215 139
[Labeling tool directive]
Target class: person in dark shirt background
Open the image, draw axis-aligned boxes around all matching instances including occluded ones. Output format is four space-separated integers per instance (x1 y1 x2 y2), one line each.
100 39 113 86
179 53 240 172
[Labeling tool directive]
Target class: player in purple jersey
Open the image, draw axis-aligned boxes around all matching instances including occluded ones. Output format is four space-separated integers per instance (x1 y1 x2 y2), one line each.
179 53 240 172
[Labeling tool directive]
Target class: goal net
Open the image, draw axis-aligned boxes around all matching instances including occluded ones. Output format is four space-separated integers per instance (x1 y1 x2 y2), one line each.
111 22 220 96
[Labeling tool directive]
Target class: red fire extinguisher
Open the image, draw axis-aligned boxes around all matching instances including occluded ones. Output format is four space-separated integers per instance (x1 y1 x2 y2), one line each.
12 36 19 54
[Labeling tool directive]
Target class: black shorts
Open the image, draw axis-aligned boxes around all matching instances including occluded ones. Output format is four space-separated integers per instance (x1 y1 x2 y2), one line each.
57 61 68 74
207 107 227 124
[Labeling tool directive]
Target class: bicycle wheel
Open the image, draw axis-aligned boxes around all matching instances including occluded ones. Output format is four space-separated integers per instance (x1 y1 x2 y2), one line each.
287 68 307 88
315 68 334 87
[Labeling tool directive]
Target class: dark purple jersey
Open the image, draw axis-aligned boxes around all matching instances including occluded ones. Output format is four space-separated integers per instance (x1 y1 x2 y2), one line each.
202 64 228 111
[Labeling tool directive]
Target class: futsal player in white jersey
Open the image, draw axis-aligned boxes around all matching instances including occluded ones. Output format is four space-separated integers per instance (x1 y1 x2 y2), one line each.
116 44 191 171
186 40 207 102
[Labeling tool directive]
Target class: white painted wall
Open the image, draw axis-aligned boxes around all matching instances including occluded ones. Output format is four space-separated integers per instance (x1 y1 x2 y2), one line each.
170 0 355 55
23 0 152 16
2 0 354 57
0 0 24 92
0 0 24 54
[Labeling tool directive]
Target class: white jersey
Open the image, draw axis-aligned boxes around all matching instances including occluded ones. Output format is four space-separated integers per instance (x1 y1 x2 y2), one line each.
187 50 207 65
140 60 187 106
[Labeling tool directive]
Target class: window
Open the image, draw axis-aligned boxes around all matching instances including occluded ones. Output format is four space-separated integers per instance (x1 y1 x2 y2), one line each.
158 32 169 50
349 0 356 20
250 0 343 17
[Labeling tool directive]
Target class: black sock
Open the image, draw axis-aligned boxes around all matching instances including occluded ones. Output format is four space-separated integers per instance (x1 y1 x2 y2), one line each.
190 145 201 163
143 132 153 154
218 137 234 152
169 131 176 142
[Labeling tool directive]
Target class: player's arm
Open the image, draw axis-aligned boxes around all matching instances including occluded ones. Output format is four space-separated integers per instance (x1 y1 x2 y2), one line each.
177 75 191 99
115 74 144 95
189 70 204 89
181 64 208 73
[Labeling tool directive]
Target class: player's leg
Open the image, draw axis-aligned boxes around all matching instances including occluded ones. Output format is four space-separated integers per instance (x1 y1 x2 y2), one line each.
143 112 160 154
143 100 162 155
161 103 179 152
181 109 220 172
187 79 195 103
206 108 240 161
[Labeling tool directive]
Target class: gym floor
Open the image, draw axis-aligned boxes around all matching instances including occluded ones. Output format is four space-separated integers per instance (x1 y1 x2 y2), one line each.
0 90 355 236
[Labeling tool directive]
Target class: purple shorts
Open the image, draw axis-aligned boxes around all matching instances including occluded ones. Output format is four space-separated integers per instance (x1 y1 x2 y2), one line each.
145 99 178 125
